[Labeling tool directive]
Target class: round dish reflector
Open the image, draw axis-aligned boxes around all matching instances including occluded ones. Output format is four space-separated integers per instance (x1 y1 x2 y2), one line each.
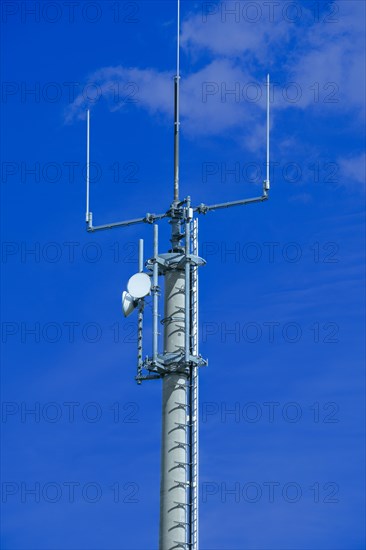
127 272 151 299
122 291 136 318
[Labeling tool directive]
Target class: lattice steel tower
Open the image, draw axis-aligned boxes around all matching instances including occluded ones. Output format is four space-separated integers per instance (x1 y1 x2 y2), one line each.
84 2 271 548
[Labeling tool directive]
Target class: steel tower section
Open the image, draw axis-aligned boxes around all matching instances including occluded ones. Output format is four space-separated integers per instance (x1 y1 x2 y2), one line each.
154 203 205 549
159 233 189 549
83 3 271 548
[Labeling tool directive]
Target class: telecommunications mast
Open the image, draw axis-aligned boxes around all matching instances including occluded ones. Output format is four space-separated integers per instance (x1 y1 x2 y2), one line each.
84 1 271 548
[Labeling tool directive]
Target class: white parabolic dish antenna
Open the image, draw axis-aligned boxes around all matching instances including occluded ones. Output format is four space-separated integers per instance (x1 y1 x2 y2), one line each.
122 291 135 318
127 272 151 299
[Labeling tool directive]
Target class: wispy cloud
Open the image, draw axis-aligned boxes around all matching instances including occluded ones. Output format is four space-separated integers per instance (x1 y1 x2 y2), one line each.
65 1 365 140
180 0 297 63
287 1 366 112
338 153 366 189
64 65 172 124
64 59 267 139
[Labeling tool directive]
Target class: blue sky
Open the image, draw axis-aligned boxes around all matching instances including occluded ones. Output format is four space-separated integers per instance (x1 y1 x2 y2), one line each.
1 1 365 549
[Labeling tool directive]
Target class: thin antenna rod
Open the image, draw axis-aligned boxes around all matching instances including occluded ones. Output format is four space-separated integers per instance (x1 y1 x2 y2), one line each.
138 239 144 273
176 0 180 78
86 109 90 222
152 224 159 363
266 74 270 189
173 0 180 202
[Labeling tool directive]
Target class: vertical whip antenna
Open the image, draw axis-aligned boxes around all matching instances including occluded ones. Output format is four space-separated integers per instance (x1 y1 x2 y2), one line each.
173 0 181 202
86 109 90 223
152 224 159 363
264 74 270 192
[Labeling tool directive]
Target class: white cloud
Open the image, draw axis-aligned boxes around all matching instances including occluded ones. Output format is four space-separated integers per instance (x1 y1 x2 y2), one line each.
180 0 365 112
65 1 365 135
64 65 172 124
180 1 295 62
338 153 366 188
286 1 366 111
65 59 267 143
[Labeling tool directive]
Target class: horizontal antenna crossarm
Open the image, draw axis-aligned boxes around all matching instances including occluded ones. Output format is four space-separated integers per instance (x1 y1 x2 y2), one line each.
87 212 168 232
194 195 268 215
